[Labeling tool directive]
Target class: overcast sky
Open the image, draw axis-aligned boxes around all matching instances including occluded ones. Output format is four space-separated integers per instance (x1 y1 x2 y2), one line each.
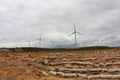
0 0 120 48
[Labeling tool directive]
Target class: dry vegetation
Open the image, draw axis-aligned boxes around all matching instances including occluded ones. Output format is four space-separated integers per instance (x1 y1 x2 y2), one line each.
0 48 120 80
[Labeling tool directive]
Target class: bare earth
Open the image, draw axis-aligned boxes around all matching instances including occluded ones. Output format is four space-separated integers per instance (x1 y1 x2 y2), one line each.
0 49 120 80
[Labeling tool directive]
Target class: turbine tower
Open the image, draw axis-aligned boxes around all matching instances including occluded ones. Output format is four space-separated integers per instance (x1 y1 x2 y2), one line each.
96 39 99 46
27 41 31 47
95 36 100 46
69 24 83 46
50 41 55 46
83 41 89 47
48 40 56 48
36 35 42 48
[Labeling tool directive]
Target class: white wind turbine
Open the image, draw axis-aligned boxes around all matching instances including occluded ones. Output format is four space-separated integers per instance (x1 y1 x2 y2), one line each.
36 35 42 48
69 24 84 46
27 41 31 47
50 40 55 46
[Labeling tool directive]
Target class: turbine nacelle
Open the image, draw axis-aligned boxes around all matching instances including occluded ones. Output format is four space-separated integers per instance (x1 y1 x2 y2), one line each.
68 24 84 45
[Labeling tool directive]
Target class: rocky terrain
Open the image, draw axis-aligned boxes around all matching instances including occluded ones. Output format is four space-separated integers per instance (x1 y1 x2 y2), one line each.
0 48 120 80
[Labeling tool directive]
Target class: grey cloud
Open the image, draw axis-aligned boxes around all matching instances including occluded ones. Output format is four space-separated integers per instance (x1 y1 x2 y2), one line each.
0 0 120 48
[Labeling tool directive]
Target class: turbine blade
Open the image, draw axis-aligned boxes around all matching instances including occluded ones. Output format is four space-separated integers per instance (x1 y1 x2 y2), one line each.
34 39 38 40
68 32 75 37
34 38 42 41
74 24 76 31
76 32 84 35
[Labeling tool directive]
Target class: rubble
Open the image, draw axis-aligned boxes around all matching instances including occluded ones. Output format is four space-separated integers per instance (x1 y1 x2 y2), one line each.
39 70 49 77
0 49 120 80
88 75 120 80
73 58 97 61
49 61 93 66
49 71 87 78
60 68 120 72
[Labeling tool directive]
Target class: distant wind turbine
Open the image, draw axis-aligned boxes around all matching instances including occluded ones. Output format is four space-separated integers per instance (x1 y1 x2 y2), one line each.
36 35 42 48
68 24 84 45
50 41 55 46
82 41 90 47
95 36 100 46
27 41 31 47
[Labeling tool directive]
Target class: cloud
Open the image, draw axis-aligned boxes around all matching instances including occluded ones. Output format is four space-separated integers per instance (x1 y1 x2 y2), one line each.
0 0 120 48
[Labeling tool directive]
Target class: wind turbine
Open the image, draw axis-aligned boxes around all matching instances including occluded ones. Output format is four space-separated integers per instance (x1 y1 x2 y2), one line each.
69 24 84 46
47 40 56 48
82 41 89 47
50 41 55 46
27 41 31 47
36 35 42 48
94 36 100 46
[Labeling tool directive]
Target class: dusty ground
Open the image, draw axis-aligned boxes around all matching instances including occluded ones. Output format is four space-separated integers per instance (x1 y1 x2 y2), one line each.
0 49 120 80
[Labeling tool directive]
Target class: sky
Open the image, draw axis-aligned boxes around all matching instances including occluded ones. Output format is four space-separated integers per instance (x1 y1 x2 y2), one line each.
0 0 120 48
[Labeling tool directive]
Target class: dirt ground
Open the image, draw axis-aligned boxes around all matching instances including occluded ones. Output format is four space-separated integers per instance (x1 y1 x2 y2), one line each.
0 49 120 80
